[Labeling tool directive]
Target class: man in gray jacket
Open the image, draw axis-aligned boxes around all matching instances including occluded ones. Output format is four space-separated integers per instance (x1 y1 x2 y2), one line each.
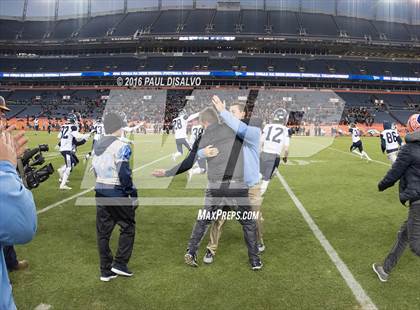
373 114 420 282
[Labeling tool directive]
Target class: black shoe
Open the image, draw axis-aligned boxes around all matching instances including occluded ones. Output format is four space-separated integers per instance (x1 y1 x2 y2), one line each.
203 249 214 264
111 264 133 277
251 259 263 271
184 252 198 267
100 270 118 282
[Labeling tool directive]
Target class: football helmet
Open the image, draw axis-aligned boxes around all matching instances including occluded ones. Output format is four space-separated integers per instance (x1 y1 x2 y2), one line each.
272 108 288 125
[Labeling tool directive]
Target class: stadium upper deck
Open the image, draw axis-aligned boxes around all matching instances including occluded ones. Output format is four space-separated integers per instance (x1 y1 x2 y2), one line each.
0 9 419 44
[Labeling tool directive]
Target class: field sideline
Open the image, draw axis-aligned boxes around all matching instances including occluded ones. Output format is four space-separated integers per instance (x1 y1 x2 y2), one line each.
8 132 420 310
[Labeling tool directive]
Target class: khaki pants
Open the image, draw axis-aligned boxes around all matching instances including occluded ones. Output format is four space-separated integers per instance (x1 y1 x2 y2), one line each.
206 184 263 255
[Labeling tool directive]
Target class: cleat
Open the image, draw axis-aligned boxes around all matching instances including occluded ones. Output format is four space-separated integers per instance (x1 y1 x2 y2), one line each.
203 249 214 264
59 185 72 190
111 264 133 277
100 270 118 282
258 243 266 253
372 263 389 282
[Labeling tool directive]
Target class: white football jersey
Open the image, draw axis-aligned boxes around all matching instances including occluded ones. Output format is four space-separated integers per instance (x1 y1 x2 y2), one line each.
172 115 188 139
261 123 290 155
350 128 361 143
381 129 400 151
34 119 39 126
190 124 203 143
93 122 105 141
172 113 199 140
58 123 88 152
58 124 78 152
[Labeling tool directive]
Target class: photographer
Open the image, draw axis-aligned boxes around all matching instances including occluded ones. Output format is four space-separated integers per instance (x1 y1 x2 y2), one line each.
0 131 37 309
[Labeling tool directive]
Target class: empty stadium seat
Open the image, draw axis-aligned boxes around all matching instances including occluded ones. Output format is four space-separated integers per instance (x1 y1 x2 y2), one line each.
51 19 88 39
112 11 160 36
212 11 240 34
182 9 214 34
298 13 338 37
0 20 23 40
152 10 189 34
372 21 411 41
269 11 299 36
78 14 125 38
241 10 268 34
334 16 379 39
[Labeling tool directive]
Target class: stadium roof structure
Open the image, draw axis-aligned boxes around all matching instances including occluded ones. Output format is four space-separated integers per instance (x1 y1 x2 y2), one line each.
0 0 419 25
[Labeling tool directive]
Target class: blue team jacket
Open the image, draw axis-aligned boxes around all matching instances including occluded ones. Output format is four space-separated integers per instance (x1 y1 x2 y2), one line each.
0 161 37 310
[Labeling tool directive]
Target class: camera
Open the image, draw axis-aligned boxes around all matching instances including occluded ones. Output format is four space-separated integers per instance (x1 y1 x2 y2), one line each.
17 144 54 189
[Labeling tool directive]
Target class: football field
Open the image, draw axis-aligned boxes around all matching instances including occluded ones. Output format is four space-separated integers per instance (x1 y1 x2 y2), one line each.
10 131 420 310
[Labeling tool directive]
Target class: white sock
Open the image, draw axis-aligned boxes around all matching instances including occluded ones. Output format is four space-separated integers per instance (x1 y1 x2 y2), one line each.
60 168 71 187
260 180 269 196
58 165 65 178
351 149 362 157
362 151 371 160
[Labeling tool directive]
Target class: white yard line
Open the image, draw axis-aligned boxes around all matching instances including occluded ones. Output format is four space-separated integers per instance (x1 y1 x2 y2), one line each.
37 154 171 214
276 171 378 310
328 147 391 167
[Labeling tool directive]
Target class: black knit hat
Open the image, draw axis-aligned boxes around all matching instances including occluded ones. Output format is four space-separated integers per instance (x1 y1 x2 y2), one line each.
103 112 124 134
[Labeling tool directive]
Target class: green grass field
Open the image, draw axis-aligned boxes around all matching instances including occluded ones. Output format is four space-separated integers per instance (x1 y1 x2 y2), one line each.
9 131 420 310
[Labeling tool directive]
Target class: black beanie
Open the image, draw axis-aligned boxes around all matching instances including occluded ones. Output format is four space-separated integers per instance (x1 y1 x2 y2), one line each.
103 112 124 134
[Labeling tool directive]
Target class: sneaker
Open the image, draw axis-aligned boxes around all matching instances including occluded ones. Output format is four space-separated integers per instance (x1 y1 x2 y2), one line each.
59 185 72 190
100 270 118 282
13 260 29 271
251 259 263 271
184 252 198 267
111 264 133 277
372 263 389 282
258 243 266 253
203 249 214 264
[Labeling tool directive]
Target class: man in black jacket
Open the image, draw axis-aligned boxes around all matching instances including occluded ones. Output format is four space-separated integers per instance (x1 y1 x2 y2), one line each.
153 107 261 270
373 114 420 282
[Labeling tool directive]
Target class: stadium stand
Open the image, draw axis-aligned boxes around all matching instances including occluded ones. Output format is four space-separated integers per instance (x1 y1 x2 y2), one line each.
0 10 417 42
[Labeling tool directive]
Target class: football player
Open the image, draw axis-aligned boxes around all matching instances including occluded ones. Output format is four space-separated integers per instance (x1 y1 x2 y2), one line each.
188 122 206 179
57 114 90 190
85 117 105 161
260 108 290 196
33 117 39 135
349 123 371 161
171 110 199 161
380 122 403 164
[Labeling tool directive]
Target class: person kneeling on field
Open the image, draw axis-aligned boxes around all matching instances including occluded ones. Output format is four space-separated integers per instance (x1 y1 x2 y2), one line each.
373 114 420 282
92 112 138 282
